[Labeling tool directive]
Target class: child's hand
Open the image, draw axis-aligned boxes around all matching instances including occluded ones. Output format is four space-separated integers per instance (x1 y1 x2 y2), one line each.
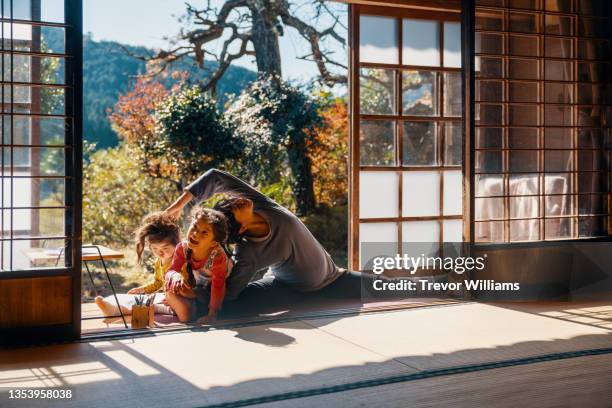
196 310 218 325
166 273 185 294
128 287 144 295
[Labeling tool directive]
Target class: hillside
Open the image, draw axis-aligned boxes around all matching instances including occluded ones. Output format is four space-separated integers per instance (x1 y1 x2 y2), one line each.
47 32 257 148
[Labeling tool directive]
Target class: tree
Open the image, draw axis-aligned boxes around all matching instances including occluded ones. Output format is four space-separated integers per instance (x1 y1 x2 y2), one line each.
149 0 347 94
83 143 177 247
109 72 185 190
226 75 320 215
309 94 348 207
154 85 244 187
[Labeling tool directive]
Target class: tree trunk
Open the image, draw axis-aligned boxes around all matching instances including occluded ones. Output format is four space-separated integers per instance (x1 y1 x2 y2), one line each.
287 143 316 216
249 3 282 76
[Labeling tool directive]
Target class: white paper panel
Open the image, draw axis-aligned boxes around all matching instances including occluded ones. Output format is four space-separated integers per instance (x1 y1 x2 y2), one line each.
443 219 463 242
443 170 463 215
360 171 399 218
359 222 398 269
444 22 462 68
402 221 439 242
402 171 439 216
360 15 398 64
403 19 439 66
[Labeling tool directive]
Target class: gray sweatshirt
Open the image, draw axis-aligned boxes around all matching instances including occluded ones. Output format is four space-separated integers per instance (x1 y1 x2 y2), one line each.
186 169 343 300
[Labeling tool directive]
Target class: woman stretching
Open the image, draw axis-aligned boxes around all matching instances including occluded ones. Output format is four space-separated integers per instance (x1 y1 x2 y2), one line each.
165 169 386 313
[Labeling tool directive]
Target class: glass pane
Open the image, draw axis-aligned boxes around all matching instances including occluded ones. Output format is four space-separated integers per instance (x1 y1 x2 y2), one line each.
3 147 65 176
476 174 504 197
578 84 603 105
509 81 538 103
402 71 438 116
545 217 574 240
476 10 504 31
545 195 573 216
443 219 463 242
477 80 503 102
546 0 572 12
476 33 504 54
509 12 538 33
545 15 573 36
578 62 606 83
509 196 538 218
578 129 602 148
509 128 538 148
578 18 608 37
359 171 399 218
578 39 607 60
509 34 539 56
402 221 439 242
443 72 462 117
546 38 573 58
545 60 573 81
544 173 571 194
475 221 504 242
403 19 439 66
403 121 437 166
545 128 573 149
402 171 440 216
510 219 539 241
509 173 539 195
475 197 504 220
578 150 602 171
579 216 607 237
476 103 503 125
444 122 462 166
545 150 574 172
475 151 503 173
545 82 573 104
443 170 462 215
579 194 607 215
476 57 503 78
360 69 395 115
360 120 395 166
509 0 538 8
509 150 538 172
476 127 503 148
359 15 398 64
443 22 461 68
578 172 607 193
545 105 572 126
509 104 539 126
509 58 539 79
3 177 66 208
578 106 602 127
5 208 65 236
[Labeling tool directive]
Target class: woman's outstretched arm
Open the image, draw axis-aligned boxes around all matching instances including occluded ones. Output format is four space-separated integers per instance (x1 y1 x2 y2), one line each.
165 168 272 218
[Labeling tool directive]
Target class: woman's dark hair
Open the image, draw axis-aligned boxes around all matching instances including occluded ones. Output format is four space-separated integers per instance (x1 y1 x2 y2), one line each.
184 207 229 287
134 212 180 264
213 195 244 244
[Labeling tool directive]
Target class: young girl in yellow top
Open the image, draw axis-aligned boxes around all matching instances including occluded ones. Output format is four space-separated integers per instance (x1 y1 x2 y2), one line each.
94 212 180 316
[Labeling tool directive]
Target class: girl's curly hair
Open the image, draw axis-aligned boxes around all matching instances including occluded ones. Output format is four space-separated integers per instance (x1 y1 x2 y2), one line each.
184 207 230 287
134 211 180 264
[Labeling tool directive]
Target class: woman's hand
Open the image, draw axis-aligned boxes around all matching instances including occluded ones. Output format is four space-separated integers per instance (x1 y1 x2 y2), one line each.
128 287 144 295
164 191 194 221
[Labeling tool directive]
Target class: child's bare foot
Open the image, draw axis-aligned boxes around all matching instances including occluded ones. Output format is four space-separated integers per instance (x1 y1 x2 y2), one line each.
95 296 130 317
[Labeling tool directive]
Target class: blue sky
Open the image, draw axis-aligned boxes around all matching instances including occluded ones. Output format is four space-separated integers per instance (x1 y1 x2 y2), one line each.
83 0 348 85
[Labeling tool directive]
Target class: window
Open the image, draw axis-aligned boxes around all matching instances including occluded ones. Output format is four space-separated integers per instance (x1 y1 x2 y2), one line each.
353 7 463 270
474 0 611 242
1 0 79 271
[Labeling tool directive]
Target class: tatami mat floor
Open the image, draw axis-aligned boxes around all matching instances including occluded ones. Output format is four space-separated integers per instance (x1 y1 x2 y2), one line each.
3 301 612 408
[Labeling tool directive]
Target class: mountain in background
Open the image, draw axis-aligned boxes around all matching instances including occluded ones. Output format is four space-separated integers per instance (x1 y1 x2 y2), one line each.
46 31 257 149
